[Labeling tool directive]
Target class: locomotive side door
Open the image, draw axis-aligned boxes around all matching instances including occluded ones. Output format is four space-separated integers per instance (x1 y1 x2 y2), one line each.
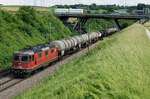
37 52 42 65
31 55 36 67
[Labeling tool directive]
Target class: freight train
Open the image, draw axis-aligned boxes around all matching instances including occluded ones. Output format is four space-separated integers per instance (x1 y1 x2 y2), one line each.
11 28 117 77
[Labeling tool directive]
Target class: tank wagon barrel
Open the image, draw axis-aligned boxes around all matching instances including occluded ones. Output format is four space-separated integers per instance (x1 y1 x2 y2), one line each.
106 28 118 34
101 28 118 37
50 32 101 56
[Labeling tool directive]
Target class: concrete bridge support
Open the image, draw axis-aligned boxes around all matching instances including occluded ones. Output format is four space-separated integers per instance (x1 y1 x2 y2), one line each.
58 17 88 34
73 18 88 34
59 17 69 24
113 19 121 30
139 18 149 24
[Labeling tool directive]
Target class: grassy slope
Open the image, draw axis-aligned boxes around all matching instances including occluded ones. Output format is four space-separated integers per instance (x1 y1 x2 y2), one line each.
144 20 150 31
15 23 150 99
0 7 76 69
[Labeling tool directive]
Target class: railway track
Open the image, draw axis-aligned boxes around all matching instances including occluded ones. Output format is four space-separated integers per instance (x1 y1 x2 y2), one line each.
0 68 11 78
0 78 23 93
0 68 23 93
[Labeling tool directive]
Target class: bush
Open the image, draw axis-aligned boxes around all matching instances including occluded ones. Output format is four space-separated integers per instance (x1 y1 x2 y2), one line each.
16 6 37 24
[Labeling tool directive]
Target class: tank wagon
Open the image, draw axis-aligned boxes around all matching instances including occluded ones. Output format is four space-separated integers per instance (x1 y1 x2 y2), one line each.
101 28 118 37
54 8 84 14
11 32 101 77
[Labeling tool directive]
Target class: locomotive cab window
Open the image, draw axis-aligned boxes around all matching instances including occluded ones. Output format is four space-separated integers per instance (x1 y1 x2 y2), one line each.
32 55 34 61
45 51 48 56
38 53 42 58
21 56 30 62
51 49 54 54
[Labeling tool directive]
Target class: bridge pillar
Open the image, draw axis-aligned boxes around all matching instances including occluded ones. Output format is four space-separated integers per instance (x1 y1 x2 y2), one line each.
113 19 121 30
73 18 88 34
59 17 69 24
139 18 148 24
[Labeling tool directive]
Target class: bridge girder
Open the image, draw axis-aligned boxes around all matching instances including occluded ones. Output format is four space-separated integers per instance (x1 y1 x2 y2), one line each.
73 18 88 34
55 14 149 20
56 14 150 33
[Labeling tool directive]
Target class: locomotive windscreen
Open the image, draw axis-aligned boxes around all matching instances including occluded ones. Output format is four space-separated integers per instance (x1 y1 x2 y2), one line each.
21 56 31 62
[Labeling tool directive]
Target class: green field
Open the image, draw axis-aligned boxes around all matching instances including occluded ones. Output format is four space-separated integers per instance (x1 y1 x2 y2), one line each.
15 22 150 99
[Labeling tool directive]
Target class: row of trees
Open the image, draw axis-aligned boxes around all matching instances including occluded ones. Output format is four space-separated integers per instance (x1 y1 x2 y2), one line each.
54 3 150 14
56 4 127 10
137 3 150 10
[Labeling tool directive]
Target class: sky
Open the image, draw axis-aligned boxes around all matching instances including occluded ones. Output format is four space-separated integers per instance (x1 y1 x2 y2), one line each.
0 0 150 6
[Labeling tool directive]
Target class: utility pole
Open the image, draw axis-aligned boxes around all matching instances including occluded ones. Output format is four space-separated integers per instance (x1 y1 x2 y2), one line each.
40 0 43 7
80 22 82 35
49 23 51 43
124 0 126 8
33 0 36 6
88 1 91 52
88 24 90 51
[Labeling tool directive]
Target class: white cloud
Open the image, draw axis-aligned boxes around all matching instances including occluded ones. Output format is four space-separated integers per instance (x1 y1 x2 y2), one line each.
0 0 150 6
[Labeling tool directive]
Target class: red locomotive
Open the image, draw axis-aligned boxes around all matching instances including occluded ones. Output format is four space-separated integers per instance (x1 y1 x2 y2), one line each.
12 44 58 76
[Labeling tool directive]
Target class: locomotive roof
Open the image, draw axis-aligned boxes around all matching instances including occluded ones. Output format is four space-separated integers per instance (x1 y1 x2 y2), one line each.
14 50 34 55
14 43 55 55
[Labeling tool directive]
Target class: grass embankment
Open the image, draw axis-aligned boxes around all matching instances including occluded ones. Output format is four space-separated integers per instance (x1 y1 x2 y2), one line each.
16 23 150 99
0 6 76 69
144 20 150 31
